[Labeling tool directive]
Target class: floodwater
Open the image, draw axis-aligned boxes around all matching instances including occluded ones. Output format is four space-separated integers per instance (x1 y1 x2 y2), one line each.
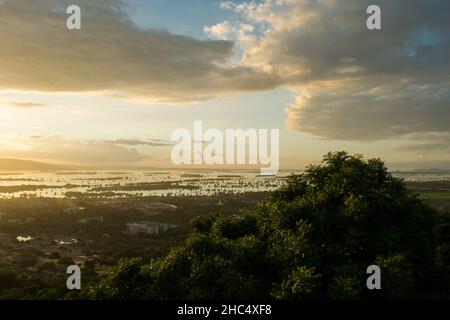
0 170 296 198
0 170 448 199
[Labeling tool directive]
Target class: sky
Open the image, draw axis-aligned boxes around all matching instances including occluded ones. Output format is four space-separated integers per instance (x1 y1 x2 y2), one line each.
0 0 449 170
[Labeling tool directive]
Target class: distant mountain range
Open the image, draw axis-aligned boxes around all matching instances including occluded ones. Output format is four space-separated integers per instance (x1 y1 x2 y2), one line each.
391 168 450 174
0 158 153 171
0 158 71 170
0 158 449 173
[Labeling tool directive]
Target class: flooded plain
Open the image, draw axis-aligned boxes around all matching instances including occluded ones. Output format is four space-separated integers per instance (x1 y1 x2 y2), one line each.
0 170 299 198
0 170 449 199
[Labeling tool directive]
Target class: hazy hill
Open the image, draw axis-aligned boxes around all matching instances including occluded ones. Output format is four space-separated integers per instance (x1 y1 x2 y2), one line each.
0 158 71 171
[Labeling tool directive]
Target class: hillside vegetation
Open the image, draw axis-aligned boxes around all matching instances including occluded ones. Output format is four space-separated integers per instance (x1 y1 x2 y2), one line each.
84 152 450 299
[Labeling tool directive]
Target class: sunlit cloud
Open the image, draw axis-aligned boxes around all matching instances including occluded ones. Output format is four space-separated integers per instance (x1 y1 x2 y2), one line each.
0 136 152 164
7 102 47 109
214 0 450 143
0 0 278 102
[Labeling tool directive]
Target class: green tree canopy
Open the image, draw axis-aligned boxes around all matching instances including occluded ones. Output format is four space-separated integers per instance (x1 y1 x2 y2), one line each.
84 152 450 300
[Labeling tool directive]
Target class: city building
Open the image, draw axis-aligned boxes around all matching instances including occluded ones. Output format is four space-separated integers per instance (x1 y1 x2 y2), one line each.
126 221 178 235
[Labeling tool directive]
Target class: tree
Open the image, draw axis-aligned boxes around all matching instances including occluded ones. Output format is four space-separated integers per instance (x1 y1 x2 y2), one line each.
84 258 146 300
57 256 75 266
85 152 450 300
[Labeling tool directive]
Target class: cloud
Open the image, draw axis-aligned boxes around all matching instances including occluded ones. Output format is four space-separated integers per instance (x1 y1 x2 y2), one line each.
8 102 47 108
204 21 236 40
0 136 149 164
0 0 278 102
105 139 174 147
2 0 449 146
396 132 450 153
398 143 450 153
222 0 450 140
285 78 450 140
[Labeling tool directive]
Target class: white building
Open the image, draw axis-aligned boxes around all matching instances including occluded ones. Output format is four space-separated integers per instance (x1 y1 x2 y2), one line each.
126 221 177 235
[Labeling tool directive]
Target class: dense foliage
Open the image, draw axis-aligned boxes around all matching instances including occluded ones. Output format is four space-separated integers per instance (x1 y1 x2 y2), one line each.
84 152 450 299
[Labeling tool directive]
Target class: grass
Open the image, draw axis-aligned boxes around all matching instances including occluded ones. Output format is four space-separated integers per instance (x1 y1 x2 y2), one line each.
417 191 450 201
